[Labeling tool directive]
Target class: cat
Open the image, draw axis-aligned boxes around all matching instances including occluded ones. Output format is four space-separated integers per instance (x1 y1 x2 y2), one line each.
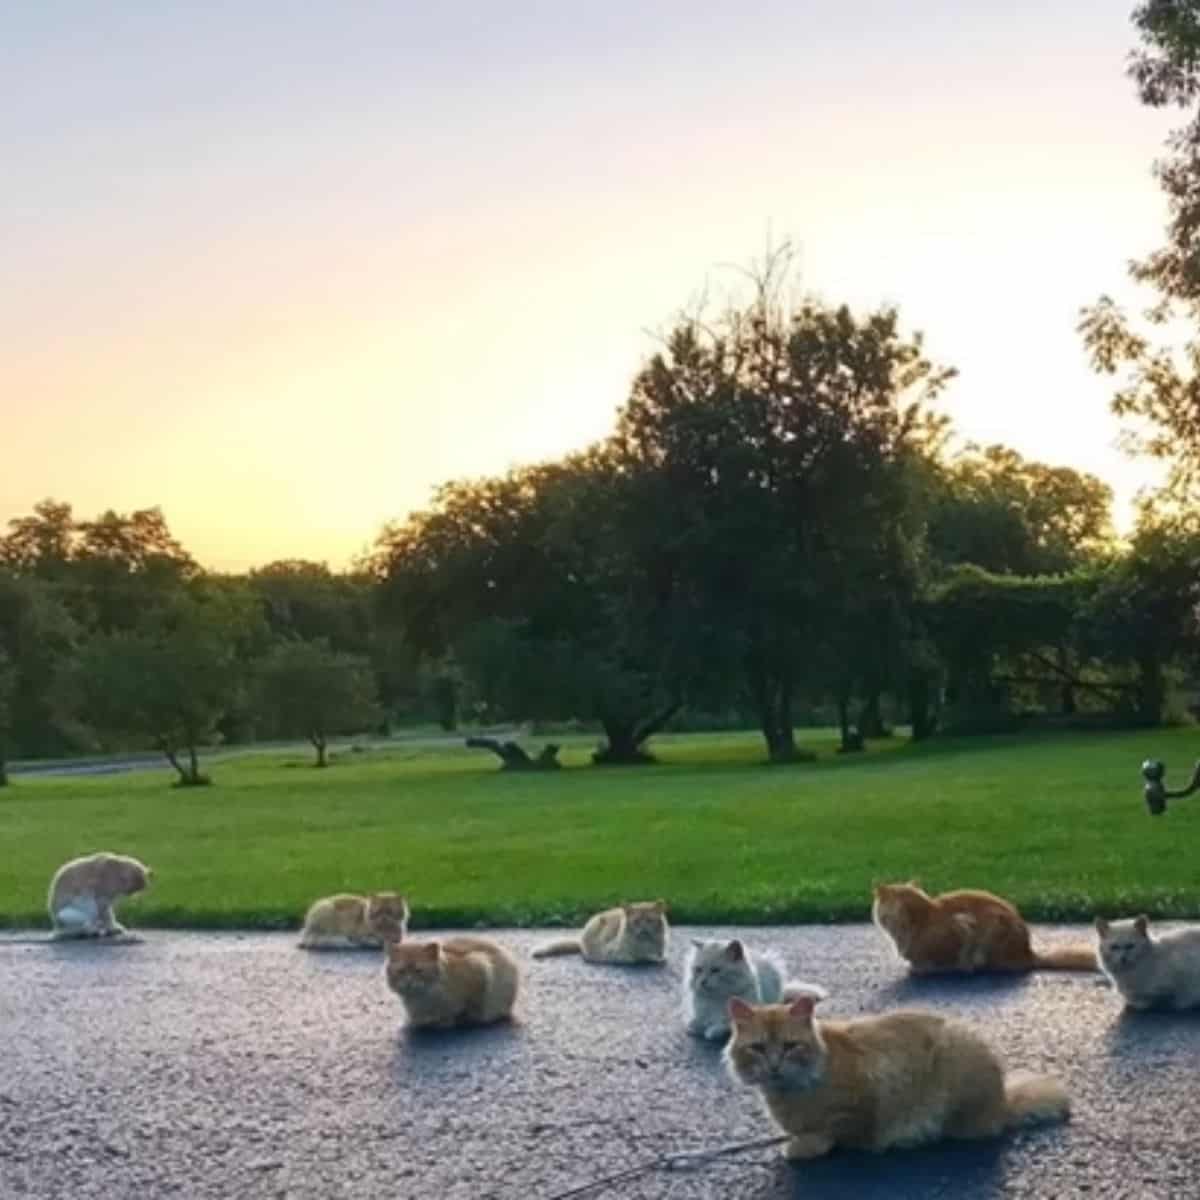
385 936 520 1029
531 901 668 964
724 994 1069 1160
1095 915 1200 1010
872 881 1096 974
684 938 827 1040
298 892 409 949
47 852 151 939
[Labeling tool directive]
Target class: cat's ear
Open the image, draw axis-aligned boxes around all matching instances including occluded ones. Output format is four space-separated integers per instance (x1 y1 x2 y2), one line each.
1134 915 1150 936
727 997 755 1024
725 939 745 962
691 938 706 949
386 940 405 959
421 942 441 961
788 993 819 1022
906 878 921 890
1094 917 1110 937
654 899 668 914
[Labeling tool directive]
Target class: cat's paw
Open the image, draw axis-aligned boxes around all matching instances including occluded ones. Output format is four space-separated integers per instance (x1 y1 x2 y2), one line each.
783 1134 834 1162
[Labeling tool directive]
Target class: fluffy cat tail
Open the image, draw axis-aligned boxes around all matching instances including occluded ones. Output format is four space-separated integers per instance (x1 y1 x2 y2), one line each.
1003 1071 1070 1128
531 939 582 959
1032 944 1098 972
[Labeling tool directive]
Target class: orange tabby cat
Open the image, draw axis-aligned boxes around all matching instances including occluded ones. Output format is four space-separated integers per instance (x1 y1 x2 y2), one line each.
298 892 409 950
872 882 1096 975
725 994 1069 1159
385 936 520 1029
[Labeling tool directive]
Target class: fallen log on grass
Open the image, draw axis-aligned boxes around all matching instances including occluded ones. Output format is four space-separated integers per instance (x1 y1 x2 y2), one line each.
465 737 562 771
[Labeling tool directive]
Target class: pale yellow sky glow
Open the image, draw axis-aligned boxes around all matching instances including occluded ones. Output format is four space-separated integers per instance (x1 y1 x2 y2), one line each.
2 2 1173 569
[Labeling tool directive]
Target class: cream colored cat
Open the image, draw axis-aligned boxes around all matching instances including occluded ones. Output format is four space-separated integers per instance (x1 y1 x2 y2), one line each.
1096 915 1200 1010
298 892 409 949
47 852 151 939
385 936 520 1029
531 901 668 964
725 994 1069 1160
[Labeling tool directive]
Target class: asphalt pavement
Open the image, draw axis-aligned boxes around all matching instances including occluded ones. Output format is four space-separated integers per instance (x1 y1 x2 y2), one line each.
1 924 1196 1200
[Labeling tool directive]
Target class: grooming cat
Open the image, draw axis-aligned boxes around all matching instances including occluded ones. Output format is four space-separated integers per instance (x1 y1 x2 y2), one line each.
873 882 1096 974
532 901 668 964
47 852 151 939
1095 915 1200 1010
684 938 827 1040
298 892 409 949
385 936 520 1029
725 994 1069 1160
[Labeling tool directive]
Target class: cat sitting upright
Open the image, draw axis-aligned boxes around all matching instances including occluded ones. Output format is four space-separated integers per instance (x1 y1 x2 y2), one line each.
683 938 826 1041
532 901 668 965
873 881 1096 974
1095 915 1200 1010
298 892 409 950
724 993 1069 1161
47 852 151 939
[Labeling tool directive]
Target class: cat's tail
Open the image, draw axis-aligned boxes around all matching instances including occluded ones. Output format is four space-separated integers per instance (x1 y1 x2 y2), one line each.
531 938 582 959
1032 944 1098 972
1003 1071 1070 1128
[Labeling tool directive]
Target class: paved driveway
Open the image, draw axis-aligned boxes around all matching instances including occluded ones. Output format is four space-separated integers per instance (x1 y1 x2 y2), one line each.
0 925 1194 1199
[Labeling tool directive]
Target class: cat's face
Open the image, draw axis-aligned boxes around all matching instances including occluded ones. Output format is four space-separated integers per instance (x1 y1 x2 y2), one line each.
622 901 668 948
689 939 753 995
366 893 409 941
1096 916 1152 972
386 941 442 994
725 996 825 1091
117 856 151 895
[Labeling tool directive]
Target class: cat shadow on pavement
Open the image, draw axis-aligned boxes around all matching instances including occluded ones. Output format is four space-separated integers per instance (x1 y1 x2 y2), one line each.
870 970 1031 1009
1103 1003 1200 1055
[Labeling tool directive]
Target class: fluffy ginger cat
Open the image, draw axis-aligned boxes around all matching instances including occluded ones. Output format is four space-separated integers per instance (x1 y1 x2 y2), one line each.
47 852 151 939
385 936 520 1029
873 882 1096 974
532 901 668 964
684 938 826 1040
1096 915 1200 1010
298 892 409 950
725 994 1069 1160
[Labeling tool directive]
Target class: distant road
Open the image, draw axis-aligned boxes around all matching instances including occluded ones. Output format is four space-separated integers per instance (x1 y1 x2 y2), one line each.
8 728 524 778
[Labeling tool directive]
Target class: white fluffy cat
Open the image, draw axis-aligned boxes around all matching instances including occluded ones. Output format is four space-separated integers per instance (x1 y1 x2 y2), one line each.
1096 915 1200 1010
683 938 826 1040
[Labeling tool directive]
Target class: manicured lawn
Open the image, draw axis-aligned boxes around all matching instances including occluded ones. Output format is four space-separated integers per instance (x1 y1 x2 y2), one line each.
3 727 1198 930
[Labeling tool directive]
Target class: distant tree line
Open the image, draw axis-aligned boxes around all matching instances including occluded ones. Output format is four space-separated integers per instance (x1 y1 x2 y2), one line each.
5 231 1200 782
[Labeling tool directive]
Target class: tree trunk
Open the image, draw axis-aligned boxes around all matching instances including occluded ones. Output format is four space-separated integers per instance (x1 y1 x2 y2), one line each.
837 690 864 753
312 733 328 768
593 702 679 766
857 691 889 739
1137 654 1166 726
465 737 561 770
909 674 936 741
187 743 200 784
0 755 7 788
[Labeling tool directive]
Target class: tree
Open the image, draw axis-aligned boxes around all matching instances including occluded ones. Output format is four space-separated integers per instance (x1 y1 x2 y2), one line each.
62 593 241 786
1079 2 1200 496
248 560 373 654
612 248 953 761
0 651 13 786
256 639 380 766
927 445 1114 575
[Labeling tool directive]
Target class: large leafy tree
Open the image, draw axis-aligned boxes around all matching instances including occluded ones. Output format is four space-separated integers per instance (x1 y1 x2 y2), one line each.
1080 1 1200 495
613 252 953 761
256 639 380 766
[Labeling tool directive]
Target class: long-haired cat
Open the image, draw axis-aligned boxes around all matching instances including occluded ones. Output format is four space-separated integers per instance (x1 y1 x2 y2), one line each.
1096 915 1200 1010
532 901 668 964
298 892 409 950
684 938 826 1040
873 882 1096 974
47 852 151 939
725 994 1069 1160
385 936 520 1029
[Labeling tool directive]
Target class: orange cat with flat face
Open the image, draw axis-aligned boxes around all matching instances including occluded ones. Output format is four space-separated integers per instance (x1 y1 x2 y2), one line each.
872 882 1096 975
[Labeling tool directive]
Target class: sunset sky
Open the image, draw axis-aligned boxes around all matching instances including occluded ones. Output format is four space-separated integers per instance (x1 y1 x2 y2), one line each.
3 1 1176 570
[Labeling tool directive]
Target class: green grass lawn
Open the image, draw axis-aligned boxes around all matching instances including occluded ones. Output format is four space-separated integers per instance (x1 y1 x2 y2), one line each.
3 726 1199 930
